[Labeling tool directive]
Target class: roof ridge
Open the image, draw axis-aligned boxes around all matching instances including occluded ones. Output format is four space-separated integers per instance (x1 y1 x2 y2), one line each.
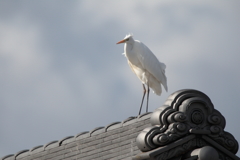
1 112 152 160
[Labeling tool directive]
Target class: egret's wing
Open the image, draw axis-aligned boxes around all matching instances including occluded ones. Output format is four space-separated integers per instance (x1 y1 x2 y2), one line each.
134 41 168 91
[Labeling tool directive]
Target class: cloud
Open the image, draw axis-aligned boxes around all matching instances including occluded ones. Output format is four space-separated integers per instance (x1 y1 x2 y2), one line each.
0 0 240 157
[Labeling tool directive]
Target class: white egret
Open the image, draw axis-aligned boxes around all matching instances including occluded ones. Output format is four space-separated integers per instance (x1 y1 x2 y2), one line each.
117 34 168 115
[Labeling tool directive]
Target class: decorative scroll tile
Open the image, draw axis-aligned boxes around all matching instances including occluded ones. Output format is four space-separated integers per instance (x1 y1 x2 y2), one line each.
135 89 239 160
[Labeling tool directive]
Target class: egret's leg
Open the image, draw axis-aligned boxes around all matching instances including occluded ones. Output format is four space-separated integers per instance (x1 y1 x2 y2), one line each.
139 84 146 115
146 85 150 112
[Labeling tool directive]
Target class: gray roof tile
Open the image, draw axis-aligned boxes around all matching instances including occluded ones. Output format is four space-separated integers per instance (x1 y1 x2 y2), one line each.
0 154 14 160
75 131 89 140
105 122 122 131
58 136 75 145
90 126 105 136
14 150 29 159
30 145 43 153
1 114 152 160
122 116 136 124
44 140 59 150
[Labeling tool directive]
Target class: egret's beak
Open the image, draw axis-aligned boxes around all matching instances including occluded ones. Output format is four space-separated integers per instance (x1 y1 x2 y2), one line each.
116 39 126 44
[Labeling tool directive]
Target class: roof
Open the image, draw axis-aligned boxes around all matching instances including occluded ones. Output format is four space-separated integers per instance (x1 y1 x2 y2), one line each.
1 112 152 160
2 89 240 160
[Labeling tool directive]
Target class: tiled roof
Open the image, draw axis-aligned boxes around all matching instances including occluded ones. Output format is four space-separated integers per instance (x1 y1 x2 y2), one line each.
1 112 152 160
3 89 239 160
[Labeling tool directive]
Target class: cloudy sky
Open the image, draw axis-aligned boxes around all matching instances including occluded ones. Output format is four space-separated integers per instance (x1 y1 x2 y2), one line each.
0 0 240 157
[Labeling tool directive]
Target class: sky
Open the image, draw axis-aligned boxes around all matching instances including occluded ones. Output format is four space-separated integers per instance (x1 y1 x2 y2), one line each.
0 0 240 157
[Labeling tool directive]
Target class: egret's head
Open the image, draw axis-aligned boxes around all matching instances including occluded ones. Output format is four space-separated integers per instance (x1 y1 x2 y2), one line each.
116 34 134 44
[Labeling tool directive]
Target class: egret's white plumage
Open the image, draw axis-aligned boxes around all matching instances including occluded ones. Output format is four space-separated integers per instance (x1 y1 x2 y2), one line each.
117 34 168 115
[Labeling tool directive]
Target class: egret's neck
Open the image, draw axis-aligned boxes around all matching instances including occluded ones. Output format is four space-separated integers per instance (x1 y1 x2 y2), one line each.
124 42 133 53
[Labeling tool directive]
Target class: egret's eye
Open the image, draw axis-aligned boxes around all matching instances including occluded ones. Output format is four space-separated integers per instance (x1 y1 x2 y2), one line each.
126 38 129 41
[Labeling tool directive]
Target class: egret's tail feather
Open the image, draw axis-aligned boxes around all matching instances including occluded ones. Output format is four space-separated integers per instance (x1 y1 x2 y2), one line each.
152 85 162 96
163 83 168 92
